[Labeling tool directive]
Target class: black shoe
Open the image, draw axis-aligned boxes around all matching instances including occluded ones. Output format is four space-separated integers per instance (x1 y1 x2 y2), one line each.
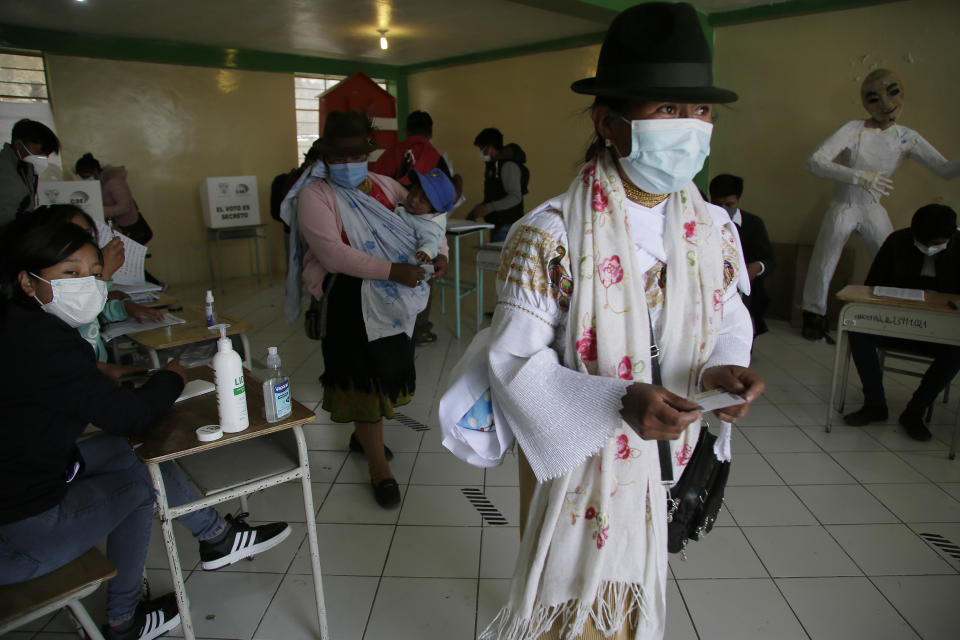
372 478 401 508
103 593 180 640
199 512 291 570
899 410 932 441
349 432 394 460
843 405 888 426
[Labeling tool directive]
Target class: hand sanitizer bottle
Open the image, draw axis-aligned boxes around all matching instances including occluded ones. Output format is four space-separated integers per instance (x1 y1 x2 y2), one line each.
210 324 248 432
205 290 216 327
262 347 292 422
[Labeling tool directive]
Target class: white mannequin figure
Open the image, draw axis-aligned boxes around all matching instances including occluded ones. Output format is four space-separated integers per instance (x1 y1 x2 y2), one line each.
801 69 960 341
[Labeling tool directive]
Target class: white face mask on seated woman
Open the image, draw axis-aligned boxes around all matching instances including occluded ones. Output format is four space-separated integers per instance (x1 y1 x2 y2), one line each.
30 273 107 327
616 116 713 195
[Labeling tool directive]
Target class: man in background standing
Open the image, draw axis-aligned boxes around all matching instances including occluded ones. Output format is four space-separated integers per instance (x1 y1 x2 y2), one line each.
710 173 776 336
466 127 529 242
372 110 450 184
0 119 60 225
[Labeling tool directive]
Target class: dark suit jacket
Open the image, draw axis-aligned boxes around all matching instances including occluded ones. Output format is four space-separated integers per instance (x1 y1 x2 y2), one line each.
865 228 960 294
734 209 775 332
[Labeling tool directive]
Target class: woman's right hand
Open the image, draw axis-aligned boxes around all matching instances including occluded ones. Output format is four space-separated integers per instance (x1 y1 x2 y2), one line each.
389 263 426 288
163 358 187 386
619 382 701 440
101 237 125 279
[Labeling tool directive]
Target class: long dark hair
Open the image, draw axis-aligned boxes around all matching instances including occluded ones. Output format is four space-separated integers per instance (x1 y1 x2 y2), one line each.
74 152 101 176
0 219 101 314
583 96 629 163
32 204 99 244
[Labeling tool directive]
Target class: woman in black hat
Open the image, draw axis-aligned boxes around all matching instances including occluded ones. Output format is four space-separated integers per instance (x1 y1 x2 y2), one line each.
480 4 764 638
297 110 448 508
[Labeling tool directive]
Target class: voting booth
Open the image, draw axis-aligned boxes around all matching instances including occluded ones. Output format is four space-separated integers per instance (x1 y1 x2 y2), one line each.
37 180 105 222
318 73 397 163
200 176 261 229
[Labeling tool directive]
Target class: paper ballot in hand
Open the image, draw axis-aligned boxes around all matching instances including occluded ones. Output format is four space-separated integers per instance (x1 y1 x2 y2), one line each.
692 389 746 412
94 220 148 285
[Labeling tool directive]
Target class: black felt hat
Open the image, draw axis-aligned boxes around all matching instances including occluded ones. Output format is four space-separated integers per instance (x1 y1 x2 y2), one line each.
571 2 737 104
318 110 378 156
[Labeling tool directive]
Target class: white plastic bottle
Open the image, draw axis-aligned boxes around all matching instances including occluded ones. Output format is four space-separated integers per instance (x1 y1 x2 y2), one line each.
262 346 292 422
205 290 216 327
210 324 248 432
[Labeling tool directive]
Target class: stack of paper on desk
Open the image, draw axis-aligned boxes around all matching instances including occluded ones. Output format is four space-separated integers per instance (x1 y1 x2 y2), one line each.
873 286 925 301
101 313 185 342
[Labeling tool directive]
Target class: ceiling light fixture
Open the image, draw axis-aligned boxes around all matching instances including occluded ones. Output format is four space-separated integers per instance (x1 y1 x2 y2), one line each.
378 29 388 51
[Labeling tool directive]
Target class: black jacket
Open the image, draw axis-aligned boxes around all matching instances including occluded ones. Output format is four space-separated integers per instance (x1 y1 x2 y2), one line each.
0 301 184 524
865 228 960 293
734 209 775 331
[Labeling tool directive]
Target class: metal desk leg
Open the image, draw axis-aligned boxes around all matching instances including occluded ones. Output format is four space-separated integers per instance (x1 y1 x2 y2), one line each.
239 333 253 369
147 463 195 640
292 425 329 639
147 348 161 369
216 232 225 294
253 234 262 286
207 232 217 292
264 233 272 287
826 323 847 433
454 234 462 339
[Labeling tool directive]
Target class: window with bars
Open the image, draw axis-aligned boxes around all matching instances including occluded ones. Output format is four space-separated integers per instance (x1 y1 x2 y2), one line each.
0 53 48 103
294 73 387 161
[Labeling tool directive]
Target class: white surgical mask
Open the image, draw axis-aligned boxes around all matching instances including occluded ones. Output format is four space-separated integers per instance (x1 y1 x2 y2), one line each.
18 142 50 176
481 153 492 163
617 117 713 194
31 273 107 328
914 240 949 256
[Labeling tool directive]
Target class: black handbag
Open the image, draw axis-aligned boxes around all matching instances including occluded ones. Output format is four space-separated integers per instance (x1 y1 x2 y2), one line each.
649 318 730 557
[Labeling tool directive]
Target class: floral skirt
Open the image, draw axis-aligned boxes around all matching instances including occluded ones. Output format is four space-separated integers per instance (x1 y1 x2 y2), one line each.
319 274 415 423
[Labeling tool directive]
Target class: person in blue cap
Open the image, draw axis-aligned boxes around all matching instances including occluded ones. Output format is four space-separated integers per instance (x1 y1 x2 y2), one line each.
397 167 458 264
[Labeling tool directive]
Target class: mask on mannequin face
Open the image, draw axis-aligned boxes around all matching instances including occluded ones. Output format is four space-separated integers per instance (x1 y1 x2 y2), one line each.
914 239 949 257
30 274 108 327
616 117 713 194
861 69 904 129
327 161 368 189
17 142 49 175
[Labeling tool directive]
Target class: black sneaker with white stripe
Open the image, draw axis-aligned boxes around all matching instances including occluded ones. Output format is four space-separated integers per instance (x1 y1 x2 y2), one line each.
103 593 180 640
199 512 291 570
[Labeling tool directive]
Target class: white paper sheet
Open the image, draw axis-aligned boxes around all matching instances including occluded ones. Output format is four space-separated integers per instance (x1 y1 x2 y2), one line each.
100 313 185 342
872 286 925 301
94 220 148 285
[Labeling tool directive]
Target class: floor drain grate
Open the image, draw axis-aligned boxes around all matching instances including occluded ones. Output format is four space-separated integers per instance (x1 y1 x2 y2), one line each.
393 412 430 432
461 488 509 525
920 532 960 561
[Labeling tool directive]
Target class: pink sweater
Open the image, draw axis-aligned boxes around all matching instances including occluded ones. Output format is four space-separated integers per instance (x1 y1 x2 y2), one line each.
99 166 139 226
298 173 448 299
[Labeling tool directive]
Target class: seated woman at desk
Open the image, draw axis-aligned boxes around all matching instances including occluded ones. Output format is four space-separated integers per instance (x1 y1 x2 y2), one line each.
0 220 183 640
844 204 960 441
298 110 448 508
0 220 292 640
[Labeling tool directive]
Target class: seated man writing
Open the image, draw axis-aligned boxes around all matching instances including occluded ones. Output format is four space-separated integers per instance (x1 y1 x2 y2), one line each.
844 204 960 441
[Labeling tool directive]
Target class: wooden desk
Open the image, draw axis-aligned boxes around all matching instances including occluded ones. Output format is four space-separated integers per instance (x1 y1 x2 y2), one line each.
437 219 494 339
827 285 960 456
124 303 253 369
132 368 328 639
143 292 178 309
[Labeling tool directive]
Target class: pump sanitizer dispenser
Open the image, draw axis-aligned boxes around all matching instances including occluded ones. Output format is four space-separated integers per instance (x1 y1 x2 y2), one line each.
209 323 249 433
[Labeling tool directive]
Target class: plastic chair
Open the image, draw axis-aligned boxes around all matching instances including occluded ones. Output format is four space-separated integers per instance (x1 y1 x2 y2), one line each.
0 548 116 639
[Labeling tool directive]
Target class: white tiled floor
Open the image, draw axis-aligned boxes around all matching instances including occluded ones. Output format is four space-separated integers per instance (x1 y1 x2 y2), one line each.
7 278 960 639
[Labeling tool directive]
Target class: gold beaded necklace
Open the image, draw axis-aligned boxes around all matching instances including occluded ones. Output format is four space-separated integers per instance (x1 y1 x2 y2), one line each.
621 177 669 208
